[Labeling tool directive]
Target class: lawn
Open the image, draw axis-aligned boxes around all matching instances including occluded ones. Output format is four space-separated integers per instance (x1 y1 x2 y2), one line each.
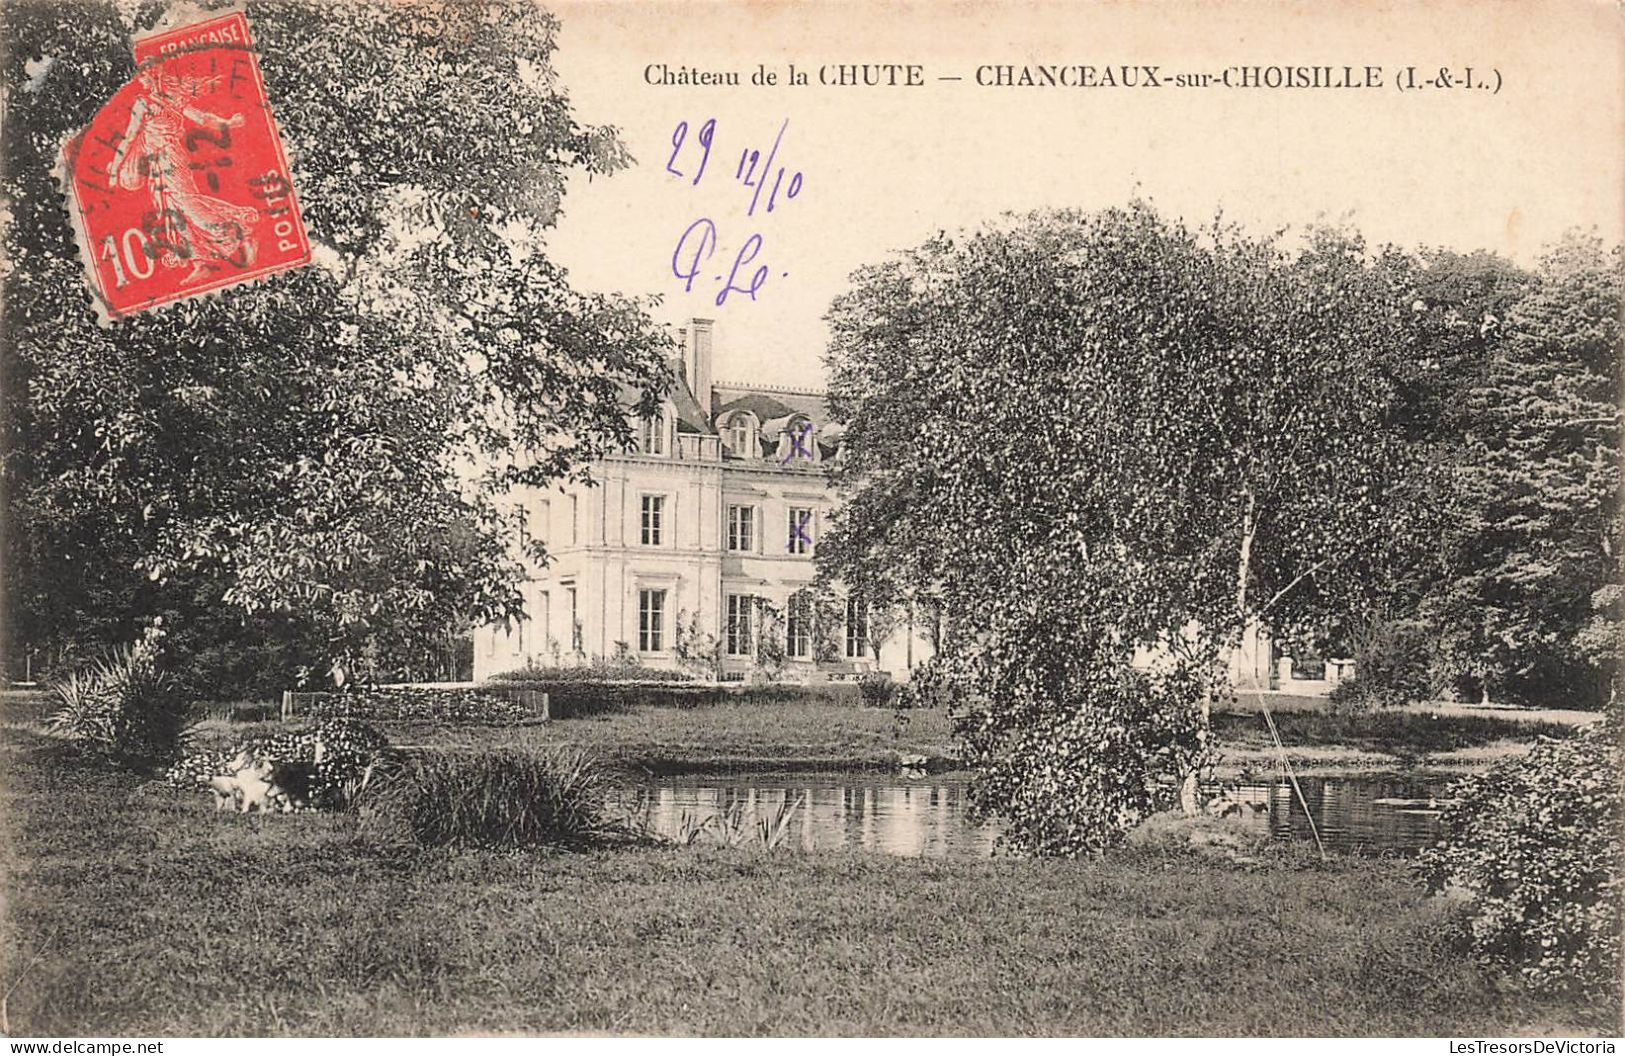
0 723 1614 1037
190 698 961 774
179 693 1590 780
1212 707 1583 775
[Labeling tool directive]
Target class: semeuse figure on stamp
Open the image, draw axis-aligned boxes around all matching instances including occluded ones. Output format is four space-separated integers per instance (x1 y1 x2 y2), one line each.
105 67 260 285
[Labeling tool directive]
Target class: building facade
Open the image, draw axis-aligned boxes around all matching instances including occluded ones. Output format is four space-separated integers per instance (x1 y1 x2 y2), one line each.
472 319 932 682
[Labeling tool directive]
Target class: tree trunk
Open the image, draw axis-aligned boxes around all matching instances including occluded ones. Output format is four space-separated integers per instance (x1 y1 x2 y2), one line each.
1234 489 1256 660
1179 772 1201 815
1183 488 1257 816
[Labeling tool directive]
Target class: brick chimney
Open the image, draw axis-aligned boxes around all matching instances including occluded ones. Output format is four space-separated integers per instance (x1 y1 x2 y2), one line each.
683 317 715 416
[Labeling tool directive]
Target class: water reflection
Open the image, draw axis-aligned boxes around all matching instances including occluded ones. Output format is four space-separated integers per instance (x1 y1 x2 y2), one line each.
1228 775 1448 855
611 773 1448 859
615 777 1002 858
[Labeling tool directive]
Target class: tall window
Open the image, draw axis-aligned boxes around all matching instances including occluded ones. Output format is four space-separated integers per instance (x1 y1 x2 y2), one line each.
728 414 755 457
845 599 869 659
567 587 581 653
568 494 579 545
727 504 756 552
787 507 813 555
786 599 811 658
640 412 666 456
640 494 665 546
726 594 754 656
638 589 667 653
781 418 816 463
520 498 549 553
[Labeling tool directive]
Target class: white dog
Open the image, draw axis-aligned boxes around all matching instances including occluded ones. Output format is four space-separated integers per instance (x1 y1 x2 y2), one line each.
206 773 243 811
225 751 279 813
208 735 327 814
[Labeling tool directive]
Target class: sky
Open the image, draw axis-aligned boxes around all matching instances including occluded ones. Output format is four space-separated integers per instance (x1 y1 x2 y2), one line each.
544 0 1624 393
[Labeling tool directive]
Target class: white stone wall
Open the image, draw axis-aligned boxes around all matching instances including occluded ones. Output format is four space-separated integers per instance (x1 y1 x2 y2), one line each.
472 434 926 683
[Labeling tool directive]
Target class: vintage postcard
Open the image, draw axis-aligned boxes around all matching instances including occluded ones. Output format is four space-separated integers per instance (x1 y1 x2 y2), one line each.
2 0 1621 1043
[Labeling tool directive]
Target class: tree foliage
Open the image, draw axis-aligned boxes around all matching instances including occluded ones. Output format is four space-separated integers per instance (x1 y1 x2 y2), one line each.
819 202 1428 851
1421 235 1622 704
2 0 671 679
1418 709 1624 999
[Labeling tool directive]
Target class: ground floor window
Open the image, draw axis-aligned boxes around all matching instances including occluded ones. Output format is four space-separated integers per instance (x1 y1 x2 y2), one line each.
845 599 868 658
726 593 755 656
638 588 667 653
786 600 811 658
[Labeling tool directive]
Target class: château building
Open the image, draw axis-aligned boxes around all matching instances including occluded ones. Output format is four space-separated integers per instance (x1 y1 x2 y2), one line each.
471 319 932 682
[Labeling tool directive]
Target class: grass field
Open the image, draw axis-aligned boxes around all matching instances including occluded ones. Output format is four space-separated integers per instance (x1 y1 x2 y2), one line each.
189 698 956 774
0 723 1612 1037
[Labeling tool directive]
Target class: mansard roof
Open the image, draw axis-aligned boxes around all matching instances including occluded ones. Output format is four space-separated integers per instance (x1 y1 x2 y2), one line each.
666 360 716 435
620 360 716 435
713 384 829 427
713 384 839 462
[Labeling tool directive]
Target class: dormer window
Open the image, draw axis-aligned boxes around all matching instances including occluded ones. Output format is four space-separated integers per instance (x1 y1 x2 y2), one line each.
780 416 817 464
726 412 758 458
640 410 667 456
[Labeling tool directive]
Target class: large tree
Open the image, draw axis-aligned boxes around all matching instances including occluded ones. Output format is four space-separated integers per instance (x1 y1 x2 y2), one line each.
2 0 670 684
820 203 1426 850
1422 234 1622 704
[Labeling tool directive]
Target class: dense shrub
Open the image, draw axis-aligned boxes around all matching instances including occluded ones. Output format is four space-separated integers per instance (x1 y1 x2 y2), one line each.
1327 618 1437 712
487 656 693 686
895 659 954 711
962 658 1214 857
856 670 897 707
368 747 610 848
302 687 539 724
478 678 862 717
165 717 391 810
1417 710 1623 999
46 632 194 763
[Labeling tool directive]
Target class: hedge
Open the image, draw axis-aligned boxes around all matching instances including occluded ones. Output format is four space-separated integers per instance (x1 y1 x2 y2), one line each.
165 717 391 810
487 659 693 686
299 687 542 724
484 679 864 718
285 682 869 722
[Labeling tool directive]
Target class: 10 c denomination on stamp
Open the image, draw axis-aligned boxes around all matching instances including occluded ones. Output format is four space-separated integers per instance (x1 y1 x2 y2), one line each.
60 11 309 322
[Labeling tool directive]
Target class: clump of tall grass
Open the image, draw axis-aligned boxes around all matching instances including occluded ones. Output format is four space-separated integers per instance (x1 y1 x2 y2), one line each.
368 747 612 849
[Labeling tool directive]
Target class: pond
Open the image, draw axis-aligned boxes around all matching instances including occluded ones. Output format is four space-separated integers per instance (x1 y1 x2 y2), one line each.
611 772 1453 858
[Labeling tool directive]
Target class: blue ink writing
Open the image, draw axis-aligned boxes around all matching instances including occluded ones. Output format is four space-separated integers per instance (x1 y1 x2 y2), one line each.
664 117 806 305
780 421 815 464
671 218 717 293
735 118 801 216
716 233 768 306
666 118 716 186
788 511 813 553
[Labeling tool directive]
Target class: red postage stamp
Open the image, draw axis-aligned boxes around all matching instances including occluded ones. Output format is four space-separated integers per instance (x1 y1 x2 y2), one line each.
59 11 309 321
